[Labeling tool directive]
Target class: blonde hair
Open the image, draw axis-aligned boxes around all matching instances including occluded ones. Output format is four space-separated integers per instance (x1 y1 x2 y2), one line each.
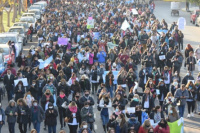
165 92 173 99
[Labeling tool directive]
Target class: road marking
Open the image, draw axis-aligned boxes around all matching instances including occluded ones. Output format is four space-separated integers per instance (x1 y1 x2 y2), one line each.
94 124 97 130
94 113 96 118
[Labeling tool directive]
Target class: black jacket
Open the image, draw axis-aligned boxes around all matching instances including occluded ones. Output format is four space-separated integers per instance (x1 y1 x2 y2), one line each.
79 96 95 109
3 74 15 90
41 94 54 110
56 96 69 109
142 94 155 111
149 111 165 123
17 105 30 124
14 86 25 102
79 79 91 91
28 84 38 100
45 108 58 126
65 108 81 124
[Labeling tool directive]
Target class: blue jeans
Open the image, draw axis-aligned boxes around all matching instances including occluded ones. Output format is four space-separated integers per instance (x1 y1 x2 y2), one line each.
101 114 109 125
8 122 15 133
33 122 41 133
7 89 13 102
107 86 113 98
0 124 3 133
178 105 185 117
48 125 56 133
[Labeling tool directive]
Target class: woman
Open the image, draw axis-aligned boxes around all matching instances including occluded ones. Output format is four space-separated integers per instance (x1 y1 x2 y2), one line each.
5 100 18 133
151 67 160 86
138 119 153 133
126 68 137 91
79 75 90 93
0 103 5 133
16 98 30 133
170 79 180 96
171 71 181 83
167 106 179 122
36 75 46 102
145 78 156 99
65 101 80 133
149 105 165 123
178 31 184 51
90 65 98 94
79 65 90 78
70 80 81 98
142 88 155 114
30 100 45 133
56 90 69 130
68 73 79 86
163 92 176 115
78 121 92 133
105 71 114 99
108 113 128 133
45 102 58 133
57 78 70 97
184 44 194 67
157 80 168 107
154 119 170 133
112 93 126 111
186 81 197 118
115 85 127 99
14 81 25 102
56 70 67 83
41 89 55 111
130 94 141 108
24 92 34 130
99 93 112 132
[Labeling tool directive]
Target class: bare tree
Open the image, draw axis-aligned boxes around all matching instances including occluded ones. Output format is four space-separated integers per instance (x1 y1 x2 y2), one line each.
4 6 13 27
0 1 8 32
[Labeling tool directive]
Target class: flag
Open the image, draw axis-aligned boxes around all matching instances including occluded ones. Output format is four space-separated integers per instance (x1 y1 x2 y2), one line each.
167 117 184 133
121 20 130 31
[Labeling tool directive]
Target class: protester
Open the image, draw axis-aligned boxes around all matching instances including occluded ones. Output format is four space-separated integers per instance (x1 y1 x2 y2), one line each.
154 119 170 133
0 103 5 133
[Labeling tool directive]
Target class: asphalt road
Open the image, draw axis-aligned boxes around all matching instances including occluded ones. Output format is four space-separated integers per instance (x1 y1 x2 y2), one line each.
0 1 200 133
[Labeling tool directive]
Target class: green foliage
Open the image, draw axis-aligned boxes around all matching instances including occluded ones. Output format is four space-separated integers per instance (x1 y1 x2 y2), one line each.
188 0 200 6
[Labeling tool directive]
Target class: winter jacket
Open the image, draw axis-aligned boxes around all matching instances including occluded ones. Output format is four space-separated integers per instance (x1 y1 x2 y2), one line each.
174 89 189 105
154 125 170 133
79 79 91 91
16 105 30 124
41 94 54 110
42 84 56 95
65 108 81 124
45 108 58 126
28 84 38 100
79 96 95 109
14 86 25 102
97 51 106 63
149 111 165 123
30 105 45 123
182 75 194 85
5 105 18 123
56 96 69 109
80 106 94 123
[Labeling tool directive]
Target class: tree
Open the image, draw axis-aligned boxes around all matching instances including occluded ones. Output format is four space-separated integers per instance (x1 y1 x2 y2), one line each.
12 0 17 23
189 0 200 9
0 0 8 32
4 0 14 27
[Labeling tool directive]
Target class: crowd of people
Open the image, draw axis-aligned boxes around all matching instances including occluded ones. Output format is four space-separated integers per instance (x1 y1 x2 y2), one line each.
1 0 200 133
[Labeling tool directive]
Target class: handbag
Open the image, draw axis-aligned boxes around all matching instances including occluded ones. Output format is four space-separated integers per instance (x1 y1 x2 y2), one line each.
88 117 95 123
97 104 101 111
61 101 68 109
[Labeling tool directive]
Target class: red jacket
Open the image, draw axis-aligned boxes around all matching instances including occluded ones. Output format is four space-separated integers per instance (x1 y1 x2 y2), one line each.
154 125 170 133
138 126 153 133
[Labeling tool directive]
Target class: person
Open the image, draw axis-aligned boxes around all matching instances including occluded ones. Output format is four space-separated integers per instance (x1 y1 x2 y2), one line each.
175 84 189 117
0 103 5 133
90 65 99 94
29 80 39 100
14 81 25 102
139 66 151 91
127 114 140 133
41 89 55 111
142 87 155 114
154 119 170 133
186 81 197 117
112 93 126 111
29 24 34 42
56 89 69 129
105 71 114 98
5 100 18 133
79 90 95 109
65 101 80 133
157 80 168 107
36 75 46 102
78 121 92 133
99 93 112 132
184 44 194 67
163 92 176 115
80 102 95 131
194 45 200 60
182 71 194 85
186 51 196 76
149 106 165 123
45 102 58 133
31 129 37 133
130 94 141 107
3 69 15 101
107 113 128 133
107 128 115 133
138 119 153 133
79 75 91 93
167 106 179 122
16 98 30 133
30 100 44 133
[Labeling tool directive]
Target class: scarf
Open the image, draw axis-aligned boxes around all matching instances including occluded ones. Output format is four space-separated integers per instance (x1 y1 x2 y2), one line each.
71 77 76 84
115 111 121 116
60 94 65 99
68 106 77 113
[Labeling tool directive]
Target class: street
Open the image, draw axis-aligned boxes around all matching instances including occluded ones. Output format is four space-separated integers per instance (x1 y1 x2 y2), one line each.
0 1 200 133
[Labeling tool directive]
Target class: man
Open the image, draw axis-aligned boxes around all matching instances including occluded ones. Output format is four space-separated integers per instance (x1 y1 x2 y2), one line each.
186 51 196 76
143 51 153 73
175 84 189 117
3 69 15 101
79 90 95 109
138 30 148 53
97 48 106 66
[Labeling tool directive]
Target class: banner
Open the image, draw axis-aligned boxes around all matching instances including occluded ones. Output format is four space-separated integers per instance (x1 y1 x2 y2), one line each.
57 37 68 45
103 71 119 84
107 42 118 51
93 32 100 40
121 19 130 31
14 78 28 86
87 18 94 29
168 117 184 133
177 17 186 30
39 56 53 69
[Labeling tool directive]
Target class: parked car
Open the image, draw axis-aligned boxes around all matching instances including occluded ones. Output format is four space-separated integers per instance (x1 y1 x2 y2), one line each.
20 16 36 32
0 32 23 58
22 13 36 20
34 1 47 14
28 5 43 12
28 9 41 21
190 10 200 24
8 26 27 46
13 22 29 32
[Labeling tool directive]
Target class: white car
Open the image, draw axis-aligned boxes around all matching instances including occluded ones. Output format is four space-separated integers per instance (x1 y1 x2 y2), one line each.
13 22 29 32
22 13 36 19
28 9 41 20
29 5 42 12
0 32 23 57
34 1 47 14
20 16 36 32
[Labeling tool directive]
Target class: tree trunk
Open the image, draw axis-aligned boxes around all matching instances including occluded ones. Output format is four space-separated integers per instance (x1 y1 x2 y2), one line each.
18 0 21 15
6 7 13 27
12 4 16 23
0 12 5 33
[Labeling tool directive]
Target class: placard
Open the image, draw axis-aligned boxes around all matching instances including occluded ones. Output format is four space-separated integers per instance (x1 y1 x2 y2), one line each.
156 89 160 95
127 107 135 113
14 78 28 86
87 18 94 29
57 37 68 45
159 55 166 60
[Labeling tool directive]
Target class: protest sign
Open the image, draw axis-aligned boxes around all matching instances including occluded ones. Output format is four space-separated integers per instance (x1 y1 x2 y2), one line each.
93 32 101 40
57 38 68 45
87 18 94 29
177 17 186 30
14 78 28 86
159 55 166 60
127 107 135 113
121 19 130 30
